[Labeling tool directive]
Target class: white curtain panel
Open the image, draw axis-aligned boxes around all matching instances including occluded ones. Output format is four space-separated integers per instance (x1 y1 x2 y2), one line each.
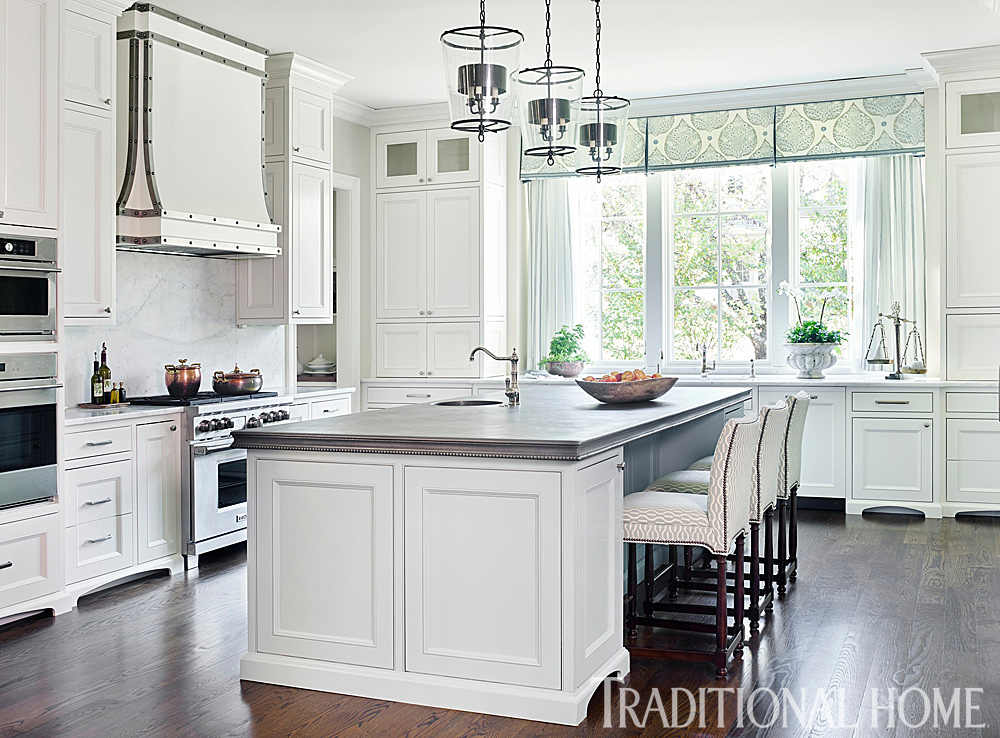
858 154 927 371
525 179 577 367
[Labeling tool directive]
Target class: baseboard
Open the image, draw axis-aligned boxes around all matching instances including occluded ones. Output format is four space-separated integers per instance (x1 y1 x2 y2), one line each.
797 496 845 511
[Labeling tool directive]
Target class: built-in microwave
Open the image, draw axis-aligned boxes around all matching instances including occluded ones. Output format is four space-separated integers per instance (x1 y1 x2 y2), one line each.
0 234 58 341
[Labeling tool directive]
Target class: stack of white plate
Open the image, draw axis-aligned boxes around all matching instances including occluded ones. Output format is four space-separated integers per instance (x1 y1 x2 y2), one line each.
303 354 336 375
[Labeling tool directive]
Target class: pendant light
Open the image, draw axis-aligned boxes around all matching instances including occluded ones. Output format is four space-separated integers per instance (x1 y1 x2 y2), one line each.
575 0 629 181
441 0 524 142
513 0 585 165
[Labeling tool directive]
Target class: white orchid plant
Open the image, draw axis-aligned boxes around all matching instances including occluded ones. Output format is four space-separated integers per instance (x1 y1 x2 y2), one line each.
777 281 848 344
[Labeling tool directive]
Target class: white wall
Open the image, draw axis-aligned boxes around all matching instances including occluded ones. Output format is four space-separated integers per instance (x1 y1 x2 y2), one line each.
63 251 285 405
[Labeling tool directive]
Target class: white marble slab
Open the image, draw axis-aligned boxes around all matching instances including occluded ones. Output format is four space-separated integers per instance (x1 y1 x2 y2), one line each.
65 405 184 427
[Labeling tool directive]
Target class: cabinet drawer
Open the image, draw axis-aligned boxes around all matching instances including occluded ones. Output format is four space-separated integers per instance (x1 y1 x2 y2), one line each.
367 386 472 405
0 513 60 611
312 397 350 417
946 392 998 415
946 418 1000 461
64 460 133 528
66 424 132 461
852 392 933 413
947 460 1000 504
66 514 133 585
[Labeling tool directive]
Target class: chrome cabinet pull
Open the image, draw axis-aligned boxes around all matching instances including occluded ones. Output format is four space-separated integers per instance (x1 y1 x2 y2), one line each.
85 497 113 506
406 394 432 398
0 561 12 571
875 400 910 405
84 534 113 544
86 439 114 447
617 462 626 471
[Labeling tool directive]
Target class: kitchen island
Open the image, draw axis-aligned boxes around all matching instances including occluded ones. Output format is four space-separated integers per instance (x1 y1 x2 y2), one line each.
232 385 750 725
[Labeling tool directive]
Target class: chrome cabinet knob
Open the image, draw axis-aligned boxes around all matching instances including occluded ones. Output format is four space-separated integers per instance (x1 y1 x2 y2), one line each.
419 371 425 375
104 98 112 105
418 178 424 182
105 307 112 313
294 146 300 152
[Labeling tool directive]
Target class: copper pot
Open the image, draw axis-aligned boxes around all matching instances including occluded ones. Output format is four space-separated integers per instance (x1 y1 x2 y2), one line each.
212 365 263 395
164 359 202 397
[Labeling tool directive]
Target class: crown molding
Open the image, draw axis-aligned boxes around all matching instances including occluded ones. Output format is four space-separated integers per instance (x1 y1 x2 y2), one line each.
923 45 1000 76
906 66 938 91
371 101 451 128
982 0 1000 16
71 0 131 16
331 94 375 127
266 52 354 93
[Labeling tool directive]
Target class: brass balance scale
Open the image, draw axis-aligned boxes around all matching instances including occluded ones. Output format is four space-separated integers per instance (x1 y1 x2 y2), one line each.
864 302 926 380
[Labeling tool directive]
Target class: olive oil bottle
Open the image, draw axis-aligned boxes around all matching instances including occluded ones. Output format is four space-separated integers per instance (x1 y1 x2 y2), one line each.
90 353 103 405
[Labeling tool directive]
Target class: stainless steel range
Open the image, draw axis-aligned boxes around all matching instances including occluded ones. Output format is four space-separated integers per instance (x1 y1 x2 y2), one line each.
130 391 294 568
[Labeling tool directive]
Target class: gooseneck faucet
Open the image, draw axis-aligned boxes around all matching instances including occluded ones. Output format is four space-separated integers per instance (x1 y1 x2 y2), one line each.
698 343 716 377
469 346 519 406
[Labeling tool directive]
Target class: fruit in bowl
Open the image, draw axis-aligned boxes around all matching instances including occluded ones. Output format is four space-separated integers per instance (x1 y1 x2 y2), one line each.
576 371 678 404
582 369 664 383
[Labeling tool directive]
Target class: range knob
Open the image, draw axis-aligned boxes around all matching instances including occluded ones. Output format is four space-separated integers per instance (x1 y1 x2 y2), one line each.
3 242 12 253
197 420 212 433
210 418 224 431
245 416 262 429
259 413 271 425
222 417 234 429
278 410 290 421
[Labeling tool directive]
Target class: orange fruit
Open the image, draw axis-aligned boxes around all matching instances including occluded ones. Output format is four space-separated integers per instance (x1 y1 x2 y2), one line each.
621 370 635 382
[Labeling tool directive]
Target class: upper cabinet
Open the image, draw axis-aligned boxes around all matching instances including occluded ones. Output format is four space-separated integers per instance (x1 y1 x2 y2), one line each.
946 151 1000 309
946 79 1000 150
376 129 479 189
64 8 113 112
0 0 59 230
290 87 332 165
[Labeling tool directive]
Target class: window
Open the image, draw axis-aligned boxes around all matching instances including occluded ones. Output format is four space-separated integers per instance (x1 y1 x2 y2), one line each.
572 173 647 362
668 165 770 363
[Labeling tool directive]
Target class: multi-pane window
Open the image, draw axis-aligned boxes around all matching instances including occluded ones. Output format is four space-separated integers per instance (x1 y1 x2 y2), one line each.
574 174 647 362
668 165 770 362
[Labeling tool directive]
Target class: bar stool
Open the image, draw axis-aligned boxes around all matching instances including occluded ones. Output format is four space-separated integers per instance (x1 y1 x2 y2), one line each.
623 412 764 677
776 391 811 593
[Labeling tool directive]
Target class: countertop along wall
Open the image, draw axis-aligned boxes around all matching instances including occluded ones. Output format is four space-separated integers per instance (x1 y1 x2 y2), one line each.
63 251 286 406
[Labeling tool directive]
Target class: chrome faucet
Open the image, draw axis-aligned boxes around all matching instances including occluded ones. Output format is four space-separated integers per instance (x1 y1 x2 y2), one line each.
698 343 716 377
470 346 519 406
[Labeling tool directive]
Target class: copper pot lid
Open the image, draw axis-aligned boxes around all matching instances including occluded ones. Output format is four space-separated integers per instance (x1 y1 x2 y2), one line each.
215 364 261 379
165 359 201 373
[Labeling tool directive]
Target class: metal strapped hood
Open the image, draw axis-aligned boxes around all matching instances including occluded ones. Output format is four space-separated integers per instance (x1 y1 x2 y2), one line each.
116 4 279 258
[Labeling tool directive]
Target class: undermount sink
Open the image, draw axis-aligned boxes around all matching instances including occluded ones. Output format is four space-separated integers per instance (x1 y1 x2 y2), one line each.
432 399 506 407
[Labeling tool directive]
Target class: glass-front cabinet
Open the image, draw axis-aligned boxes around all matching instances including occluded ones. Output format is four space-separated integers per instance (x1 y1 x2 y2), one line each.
376 129 478 188
947 79 1000 149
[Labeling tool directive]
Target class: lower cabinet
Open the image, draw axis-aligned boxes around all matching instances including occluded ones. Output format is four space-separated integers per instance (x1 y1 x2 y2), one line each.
135 420 181 564
852 418 933 503
375 322 482 378
0 513 60 611
66 514 134 584
946 417 1000 504
255 459 394 669
403 466 561 689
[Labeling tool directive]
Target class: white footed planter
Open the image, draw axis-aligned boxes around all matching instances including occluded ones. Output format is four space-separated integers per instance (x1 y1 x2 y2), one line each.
784 342 839 379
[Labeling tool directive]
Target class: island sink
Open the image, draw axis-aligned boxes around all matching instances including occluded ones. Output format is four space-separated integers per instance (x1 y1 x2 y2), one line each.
432 398 505 407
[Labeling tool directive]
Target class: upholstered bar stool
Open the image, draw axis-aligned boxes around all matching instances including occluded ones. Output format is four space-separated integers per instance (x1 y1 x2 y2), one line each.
623 413 764 677
775 391 810 593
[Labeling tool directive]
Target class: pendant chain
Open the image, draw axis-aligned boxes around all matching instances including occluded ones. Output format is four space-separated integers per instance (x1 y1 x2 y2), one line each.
478 0 487 142
544 0 552 68
594 0 602 97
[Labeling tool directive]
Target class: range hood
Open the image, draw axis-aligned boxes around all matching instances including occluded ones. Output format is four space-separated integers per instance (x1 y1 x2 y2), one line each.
116 4 280 258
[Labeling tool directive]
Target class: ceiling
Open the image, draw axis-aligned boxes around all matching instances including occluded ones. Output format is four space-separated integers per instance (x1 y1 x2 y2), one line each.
162 1 1000 110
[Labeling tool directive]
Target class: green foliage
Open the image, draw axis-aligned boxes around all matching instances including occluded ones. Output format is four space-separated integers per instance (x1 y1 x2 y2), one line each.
785 320 845 344
539 324 589 365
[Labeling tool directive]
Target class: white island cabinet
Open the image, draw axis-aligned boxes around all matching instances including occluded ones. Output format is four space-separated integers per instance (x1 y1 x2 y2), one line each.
236 385 748 725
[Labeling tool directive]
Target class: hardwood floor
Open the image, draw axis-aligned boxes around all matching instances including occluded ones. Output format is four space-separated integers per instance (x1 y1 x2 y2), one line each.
1 510 999 737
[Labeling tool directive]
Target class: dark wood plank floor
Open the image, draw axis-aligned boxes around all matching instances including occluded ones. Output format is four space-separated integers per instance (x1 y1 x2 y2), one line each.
1 510 998 737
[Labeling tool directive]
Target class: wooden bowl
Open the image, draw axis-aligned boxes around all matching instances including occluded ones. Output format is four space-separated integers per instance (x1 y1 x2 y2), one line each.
575 376 679 404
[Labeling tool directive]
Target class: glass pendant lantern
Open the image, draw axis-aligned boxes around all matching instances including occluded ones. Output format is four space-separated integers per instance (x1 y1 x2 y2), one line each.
513 0 584 164
576 0 630 181
441 0 523 142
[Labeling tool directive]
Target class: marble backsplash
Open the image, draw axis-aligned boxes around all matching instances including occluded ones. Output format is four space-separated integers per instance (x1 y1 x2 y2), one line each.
64 252 285 406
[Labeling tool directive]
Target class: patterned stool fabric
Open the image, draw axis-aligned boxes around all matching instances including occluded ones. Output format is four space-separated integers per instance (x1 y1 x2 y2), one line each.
645 470 710 495
623 491 711 545
687 455 714 472
778 391 812 500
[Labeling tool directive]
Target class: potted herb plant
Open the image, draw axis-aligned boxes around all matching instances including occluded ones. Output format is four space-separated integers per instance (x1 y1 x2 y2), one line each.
778 282 847 379
540 324 589 377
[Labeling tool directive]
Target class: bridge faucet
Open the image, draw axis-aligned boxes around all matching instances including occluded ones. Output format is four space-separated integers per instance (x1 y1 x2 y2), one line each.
469 346 519 406
698 343 716 377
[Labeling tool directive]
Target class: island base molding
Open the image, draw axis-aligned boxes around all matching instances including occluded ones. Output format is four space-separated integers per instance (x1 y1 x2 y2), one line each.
240 648 630 726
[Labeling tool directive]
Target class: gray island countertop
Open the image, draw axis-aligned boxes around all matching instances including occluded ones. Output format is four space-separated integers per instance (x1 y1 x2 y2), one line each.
232 385 750 460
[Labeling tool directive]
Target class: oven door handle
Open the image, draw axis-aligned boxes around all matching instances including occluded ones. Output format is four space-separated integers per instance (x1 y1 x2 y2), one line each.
192 438 237 455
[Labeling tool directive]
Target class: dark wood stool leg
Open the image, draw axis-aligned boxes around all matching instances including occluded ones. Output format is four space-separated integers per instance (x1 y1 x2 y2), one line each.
777 499 788 595
626 543 638 638
764 506 775 611
684 546 693 580
734 534 745 655
789 485 799 580
643 544 655 616
668 545 679 599
714 553 728 677
748 522 760 634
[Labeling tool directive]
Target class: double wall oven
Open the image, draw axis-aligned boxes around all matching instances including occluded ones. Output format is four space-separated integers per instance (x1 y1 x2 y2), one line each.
0 234 58 341
0 354 59 509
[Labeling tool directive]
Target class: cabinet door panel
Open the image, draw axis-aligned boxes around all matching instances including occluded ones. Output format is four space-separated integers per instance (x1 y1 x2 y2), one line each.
426 322 479 378
291 162 333 321
66 514 133 584
263 85 285 158
135 420 181 564
376 192 426 319
947 460 1000 504
426 128 478 185
0 0 59 229
290 87 331 164
427 188 479 318
375 323 426 378
946 314 1000 380
758 387 846 498
256 459 394 668
404 466 561 688
376 131 426 188
64 9 113 111
946 79 1000 150
0 513 59 610
63 108 114 321
852 418 932 503
237 163 286 323
947 418 1000 462
946 153 1000 308
64 459 132 528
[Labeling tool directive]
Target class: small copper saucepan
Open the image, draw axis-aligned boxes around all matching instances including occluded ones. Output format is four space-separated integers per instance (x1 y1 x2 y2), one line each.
212 365 263 395
164 359 202 397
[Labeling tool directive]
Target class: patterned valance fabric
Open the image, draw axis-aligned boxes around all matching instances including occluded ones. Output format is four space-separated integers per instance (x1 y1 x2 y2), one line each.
520 93 925 179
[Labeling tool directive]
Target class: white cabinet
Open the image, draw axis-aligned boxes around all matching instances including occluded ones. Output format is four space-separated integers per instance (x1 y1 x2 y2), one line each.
946 313 1000 380
403 466 561 688
852 418 933 503
376 322 480 378
376 130 426 189
0 0 59 229
376 129 480 189
290 87 332 165
290 162 333 321
946 152 1000 308
64 458 132 528
135 420 181 564
946 78 1000 150
311 396 350 417
427 322 480 378
0 512 60 611
946 418 1000 504
64 7 113 112
63 107 114 321
255 459 394 668
427 188 480 317
375 191 426 319
66 514 133 584
237 163 286 322
758 387 847 499
426 128 479 185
